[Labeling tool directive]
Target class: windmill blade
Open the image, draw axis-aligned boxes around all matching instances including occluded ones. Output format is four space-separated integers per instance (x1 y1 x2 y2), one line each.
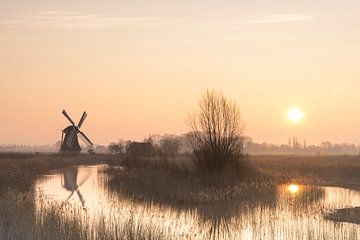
62 110 76 126
62 191 74 206
78 133 92 146
60 131 64 148
79 131 93 146
76 190 86 207
77 111 87 129
77 170 91 187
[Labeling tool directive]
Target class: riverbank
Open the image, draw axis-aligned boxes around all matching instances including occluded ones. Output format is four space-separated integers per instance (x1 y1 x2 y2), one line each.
251 155 360 188
2 153 360 194
102 154 360 208
0 153 112 193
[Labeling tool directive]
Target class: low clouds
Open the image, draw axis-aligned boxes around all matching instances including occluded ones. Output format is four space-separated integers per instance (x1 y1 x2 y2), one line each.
0 11 152 29
0 11 316 30
247 14 315 24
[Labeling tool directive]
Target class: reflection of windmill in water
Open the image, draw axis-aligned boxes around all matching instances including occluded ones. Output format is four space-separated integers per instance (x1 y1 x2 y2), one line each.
60 110 93 153
61 168 90 207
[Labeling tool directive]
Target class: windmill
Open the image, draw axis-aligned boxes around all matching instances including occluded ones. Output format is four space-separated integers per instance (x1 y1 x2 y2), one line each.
60 110 93 153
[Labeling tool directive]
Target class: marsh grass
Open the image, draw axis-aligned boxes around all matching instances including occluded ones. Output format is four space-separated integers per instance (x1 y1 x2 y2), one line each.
0 188 169 240
107 167 275 204
106 154 276 204
2 153 360 239
251 155 360 186
104 154 279 240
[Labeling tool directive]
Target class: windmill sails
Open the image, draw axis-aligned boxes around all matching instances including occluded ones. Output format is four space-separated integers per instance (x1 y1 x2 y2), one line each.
60 110 93 153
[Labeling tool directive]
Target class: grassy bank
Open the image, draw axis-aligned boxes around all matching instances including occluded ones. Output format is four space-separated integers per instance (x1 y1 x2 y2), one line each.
250 155 360 187
105 154 360 207
2 153 360 195
105 155 278 208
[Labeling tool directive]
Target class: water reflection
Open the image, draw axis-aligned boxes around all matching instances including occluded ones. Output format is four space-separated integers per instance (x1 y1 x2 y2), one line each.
107 168 280 239
280 184 325 206
61 168 89 207
34 166 360 240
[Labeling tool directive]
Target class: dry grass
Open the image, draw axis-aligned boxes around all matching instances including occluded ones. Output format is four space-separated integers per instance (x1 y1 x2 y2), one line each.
106 154 360 206
0 189 168 240
107 154 275 203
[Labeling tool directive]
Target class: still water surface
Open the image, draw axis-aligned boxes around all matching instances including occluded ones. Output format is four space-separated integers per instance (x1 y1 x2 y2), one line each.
35 165 360 239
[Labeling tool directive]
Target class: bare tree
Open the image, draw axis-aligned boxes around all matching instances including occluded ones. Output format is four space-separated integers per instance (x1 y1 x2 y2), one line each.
108 141 123 154
187 90 245 171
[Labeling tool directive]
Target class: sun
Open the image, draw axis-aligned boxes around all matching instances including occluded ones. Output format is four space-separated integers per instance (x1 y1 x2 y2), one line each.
288 107 304 123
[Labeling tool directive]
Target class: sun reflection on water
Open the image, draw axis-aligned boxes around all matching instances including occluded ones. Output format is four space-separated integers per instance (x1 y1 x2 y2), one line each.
287 184 300 195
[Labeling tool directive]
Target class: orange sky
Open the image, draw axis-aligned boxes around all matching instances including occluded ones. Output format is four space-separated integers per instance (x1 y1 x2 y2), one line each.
1 1 360 145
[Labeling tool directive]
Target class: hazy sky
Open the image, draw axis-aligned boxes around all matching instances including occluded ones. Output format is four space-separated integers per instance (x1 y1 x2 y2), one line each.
1 1 360 145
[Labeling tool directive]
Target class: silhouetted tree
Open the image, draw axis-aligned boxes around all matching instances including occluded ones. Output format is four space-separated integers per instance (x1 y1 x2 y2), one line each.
108 142 123 154
187 90 245 171
160 136 180 157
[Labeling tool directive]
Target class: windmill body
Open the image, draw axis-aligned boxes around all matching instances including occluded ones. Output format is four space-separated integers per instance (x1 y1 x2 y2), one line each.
60 110 93 153
60 126 82 152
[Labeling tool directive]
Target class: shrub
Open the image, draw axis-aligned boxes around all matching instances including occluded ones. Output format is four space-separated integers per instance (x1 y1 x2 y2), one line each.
187 90 245 171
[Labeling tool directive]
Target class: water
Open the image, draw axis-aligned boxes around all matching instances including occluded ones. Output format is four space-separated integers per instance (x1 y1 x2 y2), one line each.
35 165 360 239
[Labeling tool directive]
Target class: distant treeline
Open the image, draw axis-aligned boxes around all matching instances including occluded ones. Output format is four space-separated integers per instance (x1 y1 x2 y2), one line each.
0 143 108 154
245 138 360 155
107 134 192 156
1 135 359 155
